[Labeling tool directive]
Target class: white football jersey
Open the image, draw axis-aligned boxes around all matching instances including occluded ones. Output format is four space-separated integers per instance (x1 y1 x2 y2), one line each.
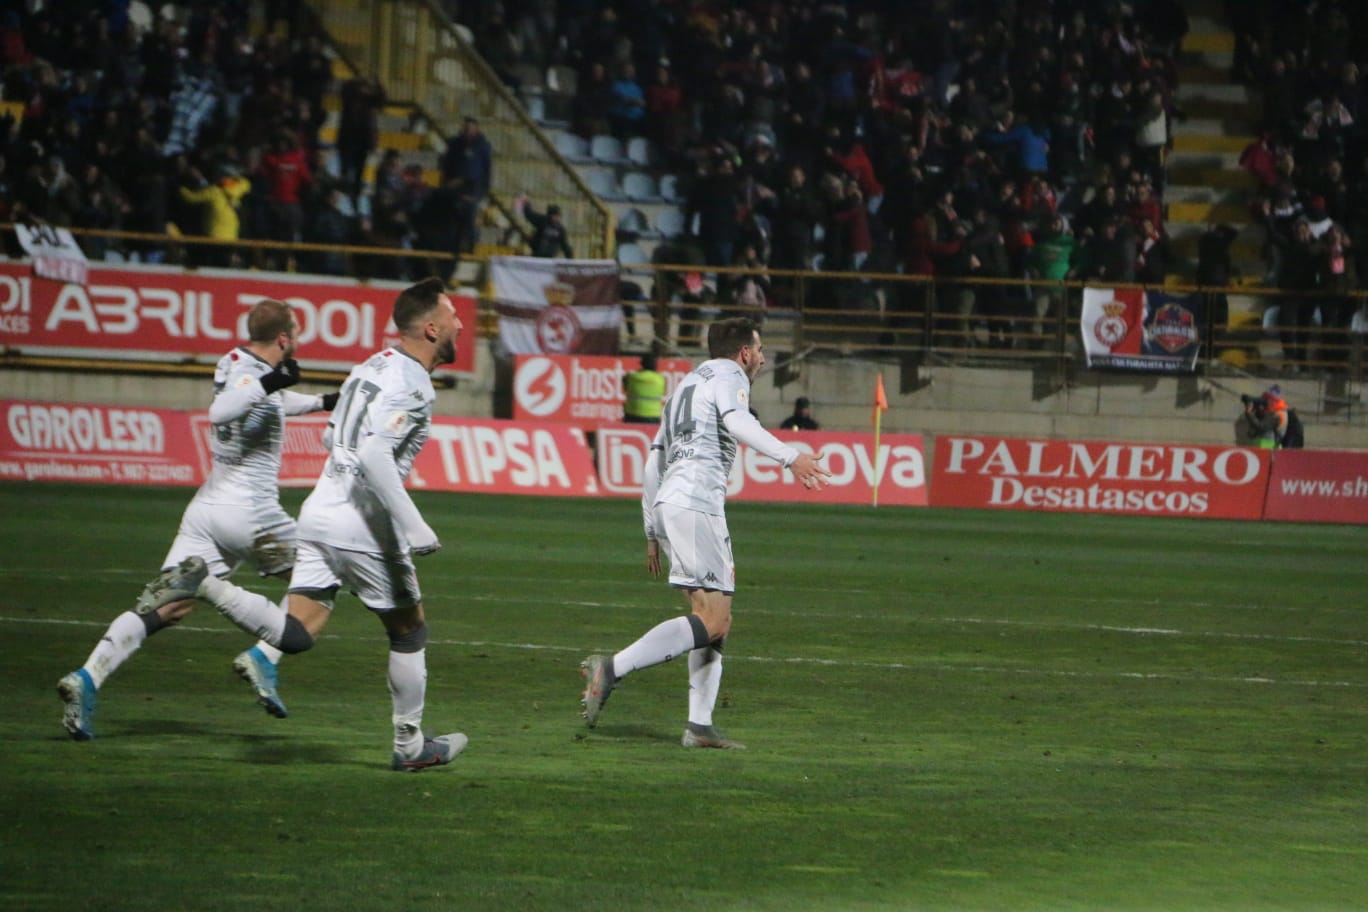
654 358 752 516
298 347 435 552
196 347 316 507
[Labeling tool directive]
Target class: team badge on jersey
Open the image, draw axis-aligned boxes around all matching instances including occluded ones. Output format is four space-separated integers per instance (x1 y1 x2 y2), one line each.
234 374 257 388
737 389 749 408
384 411 410 434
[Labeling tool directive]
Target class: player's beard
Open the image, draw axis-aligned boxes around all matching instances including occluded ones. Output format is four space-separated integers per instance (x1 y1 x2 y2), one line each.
436 335 457 365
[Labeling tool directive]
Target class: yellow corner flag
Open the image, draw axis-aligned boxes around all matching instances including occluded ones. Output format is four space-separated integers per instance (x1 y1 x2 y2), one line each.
872 373 889 507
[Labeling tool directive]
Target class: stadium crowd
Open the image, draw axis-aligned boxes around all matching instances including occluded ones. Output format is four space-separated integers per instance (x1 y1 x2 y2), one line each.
1232 0 1368 366
4 0 1366 356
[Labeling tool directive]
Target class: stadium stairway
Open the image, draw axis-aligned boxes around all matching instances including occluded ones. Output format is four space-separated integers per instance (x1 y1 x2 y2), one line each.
1164 2 1271 368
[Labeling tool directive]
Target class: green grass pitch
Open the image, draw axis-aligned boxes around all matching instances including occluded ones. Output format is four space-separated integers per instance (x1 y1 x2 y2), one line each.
1 481 1365 911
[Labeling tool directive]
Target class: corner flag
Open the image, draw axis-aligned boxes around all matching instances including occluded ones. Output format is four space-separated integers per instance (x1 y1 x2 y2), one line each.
872 373 889 506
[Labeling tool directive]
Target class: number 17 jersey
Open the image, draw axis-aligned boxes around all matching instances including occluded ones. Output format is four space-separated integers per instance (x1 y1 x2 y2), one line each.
298 347 435 553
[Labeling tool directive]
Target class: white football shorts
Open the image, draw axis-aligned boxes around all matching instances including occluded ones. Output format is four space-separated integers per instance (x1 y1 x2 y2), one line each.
287 540 422 612
654 502 735 593
161 496 297 579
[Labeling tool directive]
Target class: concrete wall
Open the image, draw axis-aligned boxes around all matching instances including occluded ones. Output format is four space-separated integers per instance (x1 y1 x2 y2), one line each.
4 341 1366 450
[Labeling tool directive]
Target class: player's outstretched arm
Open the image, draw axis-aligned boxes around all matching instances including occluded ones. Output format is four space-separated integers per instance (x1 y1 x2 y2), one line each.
788 450 831 491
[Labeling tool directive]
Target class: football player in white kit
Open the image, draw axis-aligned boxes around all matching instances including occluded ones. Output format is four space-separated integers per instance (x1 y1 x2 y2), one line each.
581 317 831 747
57 298 337 740
138 278 467 772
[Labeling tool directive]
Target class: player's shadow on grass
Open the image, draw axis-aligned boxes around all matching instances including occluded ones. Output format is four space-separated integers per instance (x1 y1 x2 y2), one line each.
236 734 352 766
585 723 678 744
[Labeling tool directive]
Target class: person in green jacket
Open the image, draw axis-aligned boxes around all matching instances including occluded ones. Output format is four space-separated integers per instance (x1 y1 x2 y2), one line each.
1027 215 1076 346
624 353 666 424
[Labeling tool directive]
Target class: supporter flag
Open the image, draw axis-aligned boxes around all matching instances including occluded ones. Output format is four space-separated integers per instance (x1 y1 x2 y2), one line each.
872 372 889 507
15 223 89 286
1080 287 1204 373
491 256 622 354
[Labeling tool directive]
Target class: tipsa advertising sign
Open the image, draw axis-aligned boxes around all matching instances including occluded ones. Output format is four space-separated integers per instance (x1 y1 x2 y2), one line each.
931 435 1270 520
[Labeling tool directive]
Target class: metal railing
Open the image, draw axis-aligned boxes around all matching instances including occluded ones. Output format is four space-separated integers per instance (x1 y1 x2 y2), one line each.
5 224 1366 384
305 0 614 258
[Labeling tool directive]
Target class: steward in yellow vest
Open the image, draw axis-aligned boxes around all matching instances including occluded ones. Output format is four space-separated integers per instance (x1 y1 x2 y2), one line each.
624 354 666 424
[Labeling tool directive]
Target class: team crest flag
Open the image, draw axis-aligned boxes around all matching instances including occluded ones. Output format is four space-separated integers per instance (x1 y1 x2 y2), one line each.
491 256 622 355
1080 287 1203 373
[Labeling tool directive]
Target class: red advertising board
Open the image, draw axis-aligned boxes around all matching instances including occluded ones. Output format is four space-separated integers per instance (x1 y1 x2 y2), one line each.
512 354 693 424
414 419 601 496
1263 449 1368 524
931 435 1270 520
0 262 478 374
0 400 601 497
0 399 202 486
594 425 929 506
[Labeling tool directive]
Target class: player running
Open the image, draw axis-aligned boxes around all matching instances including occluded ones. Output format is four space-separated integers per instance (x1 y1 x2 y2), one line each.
580 316 831 747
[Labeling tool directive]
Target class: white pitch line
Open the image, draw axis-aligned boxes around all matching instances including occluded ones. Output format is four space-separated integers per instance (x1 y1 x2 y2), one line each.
5 615 1365 690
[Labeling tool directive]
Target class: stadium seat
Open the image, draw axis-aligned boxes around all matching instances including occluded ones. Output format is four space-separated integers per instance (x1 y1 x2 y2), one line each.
617 207 650 235
588 169 625 200
590 134 627 165
553 131 591 162
617 242 648 265
626 137 655 168
622 172 661 202
524 94 545 123
659 173 681 202
655 206 686 238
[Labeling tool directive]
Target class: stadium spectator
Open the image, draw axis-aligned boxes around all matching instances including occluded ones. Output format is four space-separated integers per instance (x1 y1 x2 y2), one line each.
622 352 665 424
579 317 830 749
439 115 492 255
781 396 819 431
608 62 646 140
177 162 251 267
519 197 573 258
139 278 468 772
56 298 338 741
336 76 385 201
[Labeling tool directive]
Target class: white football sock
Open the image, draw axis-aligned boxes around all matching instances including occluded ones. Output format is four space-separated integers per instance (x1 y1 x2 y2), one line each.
389 649 427 757
199 576 286 645
613 616 698 680
687 646 723 727
82 611 148 688
252 641 283 664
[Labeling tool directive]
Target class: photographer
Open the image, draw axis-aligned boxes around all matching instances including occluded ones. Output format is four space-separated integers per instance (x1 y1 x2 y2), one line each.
1238 386 1300 448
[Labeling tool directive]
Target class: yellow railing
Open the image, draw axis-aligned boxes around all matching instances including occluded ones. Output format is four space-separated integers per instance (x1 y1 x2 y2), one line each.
5 224 1365 380
304 0 614 258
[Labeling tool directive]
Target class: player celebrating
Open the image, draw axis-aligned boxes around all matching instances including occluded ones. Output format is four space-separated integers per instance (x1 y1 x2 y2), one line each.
580 316 831 747
57 298 337 740
138 277 467 772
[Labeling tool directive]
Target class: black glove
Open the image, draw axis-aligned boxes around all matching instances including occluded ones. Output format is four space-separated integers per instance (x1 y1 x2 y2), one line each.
321 391 340 411
259 358 300 394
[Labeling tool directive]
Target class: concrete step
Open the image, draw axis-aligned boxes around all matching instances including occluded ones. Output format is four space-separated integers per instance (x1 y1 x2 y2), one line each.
1181 95 1259 124
1179 50 1235 70
1181 30 1235 53
1164 183 1249 206
1166 150 1244 170
1172 134 1254 155
1166 165 1256 190
1176 81 1254 104
1167 201 1254 225
1173 117 1239 136
1166 220 1262 244
1177 62 1236 85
